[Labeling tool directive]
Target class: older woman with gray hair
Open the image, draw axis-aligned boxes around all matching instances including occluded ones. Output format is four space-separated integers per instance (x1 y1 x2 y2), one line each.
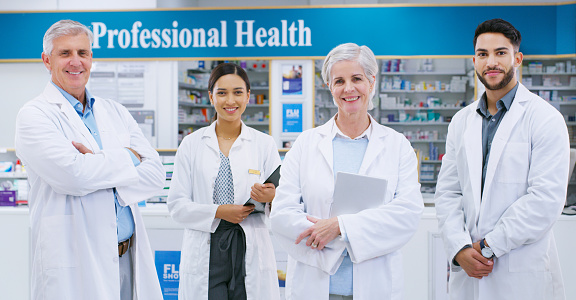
270 43 423 300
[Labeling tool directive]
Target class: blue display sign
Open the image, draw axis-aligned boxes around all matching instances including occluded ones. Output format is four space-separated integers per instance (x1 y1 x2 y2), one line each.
0 4 574 61
155 251 181 300
283 103 303 133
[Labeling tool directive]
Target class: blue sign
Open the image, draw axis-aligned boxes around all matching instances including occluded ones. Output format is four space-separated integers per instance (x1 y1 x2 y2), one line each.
283 103 303 133
155 251 181 300
0 4 574 61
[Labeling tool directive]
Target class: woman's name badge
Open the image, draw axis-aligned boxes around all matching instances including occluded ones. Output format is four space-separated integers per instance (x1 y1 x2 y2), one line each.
248 169 261 175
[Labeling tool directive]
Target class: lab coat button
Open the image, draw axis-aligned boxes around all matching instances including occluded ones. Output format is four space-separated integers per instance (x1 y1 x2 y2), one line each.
113 257 119 263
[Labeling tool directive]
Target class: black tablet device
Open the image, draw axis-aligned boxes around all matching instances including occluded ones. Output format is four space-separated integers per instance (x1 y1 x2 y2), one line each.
244 165 281 213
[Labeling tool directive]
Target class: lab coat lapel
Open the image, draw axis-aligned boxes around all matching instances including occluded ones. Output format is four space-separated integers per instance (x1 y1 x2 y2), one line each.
482 86 528 199
43 83 100 152
464 103 483 220
202 122 221 155
359 115 387 174
318 118 335 178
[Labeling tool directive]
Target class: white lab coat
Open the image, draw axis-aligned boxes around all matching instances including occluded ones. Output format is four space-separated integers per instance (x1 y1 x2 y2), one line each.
15 83 165 300
270 115 423 300
167 122 281 300
435 83 568 300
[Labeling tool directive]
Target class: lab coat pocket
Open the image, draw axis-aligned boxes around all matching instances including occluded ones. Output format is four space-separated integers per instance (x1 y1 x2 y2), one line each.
255 228 276 271
508 243 547 273
40 215 78 270
181 229 203 274
496 142 529 183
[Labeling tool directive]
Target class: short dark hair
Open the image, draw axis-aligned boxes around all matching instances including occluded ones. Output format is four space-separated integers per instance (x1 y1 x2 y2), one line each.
208 62 250 93
473 18 522 51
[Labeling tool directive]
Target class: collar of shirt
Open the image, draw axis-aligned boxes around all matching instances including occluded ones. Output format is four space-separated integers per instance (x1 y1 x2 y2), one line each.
51 81 95 117
476 82 519 118
330 114 372 141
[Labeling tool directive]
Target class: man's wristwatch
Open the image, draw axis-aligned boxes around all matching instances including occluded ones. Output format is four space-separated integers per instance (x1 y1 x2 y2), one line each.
480 238 494 259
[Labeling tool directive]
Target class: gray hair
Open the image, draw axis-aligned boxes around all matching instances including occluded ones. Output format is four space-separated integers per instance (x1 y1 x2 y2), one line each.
321 43 378 110
43 20 93 56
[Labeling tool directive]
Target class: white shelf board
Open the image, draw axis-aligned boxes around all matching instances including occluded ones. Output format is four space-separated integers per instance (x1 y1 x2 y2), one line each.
381 71 466 75
527 86 576 91
382 122 450 126
244 121 269 126
380 89 466 93
178 102 211 108
0 173 27 179
409 140 446 144
178 122 210 126
524 72 576 76
380 106 462 111
178 82 206 90
421 160 442 164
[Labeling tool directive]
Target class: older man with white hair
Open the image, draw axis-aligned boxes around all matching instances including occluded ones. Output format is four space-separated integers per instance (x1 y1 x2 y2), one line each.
15 19 164 300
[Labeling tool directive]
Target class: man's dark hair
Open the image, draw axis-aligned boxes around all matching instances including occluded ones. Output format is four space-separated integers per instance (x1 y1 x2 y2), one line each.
473 18 522 51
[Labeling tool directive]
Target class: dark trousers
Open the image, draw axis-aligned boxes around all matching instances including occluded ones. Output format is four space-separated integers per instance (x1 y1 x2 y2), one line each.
208 220 247 300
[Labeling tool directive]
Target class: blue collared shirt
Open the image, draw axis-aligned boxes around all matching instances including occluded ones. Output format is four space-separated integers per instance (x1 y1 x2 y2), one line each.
328 118 371 296
476 82 518 195
52 82 137 242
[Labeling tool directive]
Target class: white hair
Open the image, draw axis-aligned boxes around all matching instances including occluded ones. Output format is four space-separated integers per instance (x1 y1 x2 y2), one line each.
321 43 378 110
43 20 93 56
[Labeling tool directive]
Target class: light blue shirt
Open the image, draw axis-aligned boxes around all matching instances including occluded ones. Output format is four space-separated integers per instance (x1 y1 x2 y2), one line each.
52 82 137 242
329 120 371 296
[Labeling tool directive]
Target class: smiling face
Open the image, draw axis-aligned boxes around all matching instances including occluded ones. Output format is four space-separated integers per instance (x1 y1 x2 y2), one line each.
474 32 522 91
328 60 374 116
42 33 92 102
209 74 250 124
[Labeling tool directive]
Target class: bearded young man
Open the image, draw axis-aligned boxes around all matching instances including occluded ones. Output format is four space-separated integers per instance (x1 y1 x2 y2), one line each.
434 18 568 300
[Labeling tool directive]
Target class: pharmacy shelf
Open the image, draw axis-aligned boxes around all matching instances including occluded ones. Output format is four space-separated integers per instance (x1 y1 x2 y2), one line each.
526 86 576 91
380 89 466 93
381 71 466 75
246 104 269 108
